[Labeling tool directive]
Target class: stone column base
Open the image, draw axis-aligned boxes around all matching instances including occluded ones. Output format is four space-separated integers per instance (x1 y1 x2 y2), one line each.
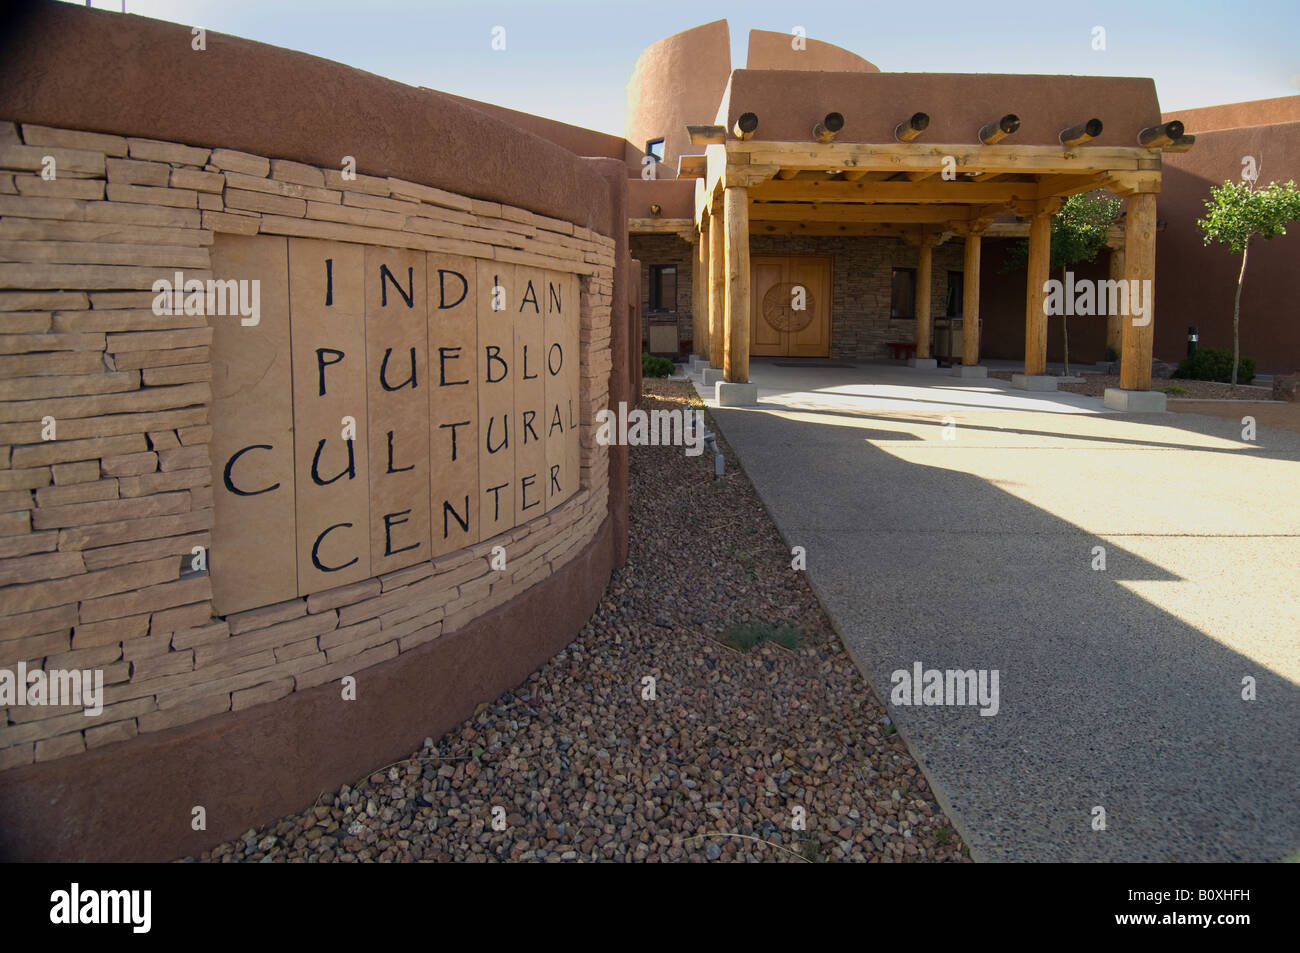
1011 373 1057 391
907 357 938 369
952 365 988 378
1103 388 1167 412
702 367 724 386
715 381 758 406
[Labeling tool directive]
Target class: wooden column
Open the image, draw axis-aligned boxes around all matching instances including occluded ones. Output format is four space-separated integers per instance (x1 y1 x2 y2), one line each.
1106 245 1124 361
708 205 725 366
1023 206 1053 375
915 238 933 359
723 185 750 383
692 229 708 361
1120 192 1157 390
961 232 982 366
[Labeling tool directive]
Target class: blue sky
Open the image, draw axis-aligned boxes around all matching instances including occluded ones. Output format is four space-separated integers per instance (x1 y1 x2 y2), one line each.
76 0 1299 135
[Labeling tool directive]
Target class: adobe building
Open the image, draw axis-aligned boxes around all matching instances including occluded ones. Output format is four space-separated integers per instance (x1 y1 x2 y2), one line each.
0 4 1295 861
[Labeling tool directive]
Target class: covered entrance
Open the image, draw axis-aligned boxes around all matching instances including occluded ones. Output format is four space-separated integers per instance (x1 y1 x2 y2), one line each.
750 255 831 357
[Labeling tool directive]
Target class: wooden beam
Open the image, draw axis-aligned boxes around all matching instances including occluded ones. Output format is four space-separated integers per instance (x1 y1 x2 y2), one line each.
1023 202 1053 375
916 238 934 359
962 232 982 366
775 169 800 180
750 202 974 223
733 140 1148 176
677 154 707 179
629 217 696 235
1037 173 1108 198
1120 193 1156 390
1163 135 1195 153
750 178 1043 204
750 221 922 238
723 186 750 383
687 124 726 146
709 206 725 366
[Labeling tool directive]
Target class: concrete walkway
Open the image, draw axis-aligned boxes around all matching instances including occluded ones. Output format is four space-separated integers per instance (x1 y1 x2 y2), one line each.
696 360 1300 862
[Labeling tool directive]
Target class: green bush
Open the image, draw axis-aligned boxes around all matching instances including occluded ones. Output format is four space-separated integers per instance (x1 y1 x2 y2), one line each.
642 352 674 378
1174 347 1255 385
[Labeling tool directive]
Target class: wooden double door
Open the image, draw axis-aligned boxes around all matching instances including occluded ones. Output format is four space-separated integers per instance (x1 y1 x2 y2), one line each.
750 256 832 357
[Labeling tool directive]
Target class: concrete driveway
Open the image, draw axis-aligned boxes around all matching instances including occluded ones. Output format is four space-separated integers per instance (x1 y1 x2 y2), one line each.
697 360 1300 862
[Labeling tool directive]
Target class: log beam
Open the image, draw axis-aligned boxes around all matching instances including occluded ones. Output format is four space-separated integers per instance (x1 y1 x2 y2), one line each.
723 186 751 383
1119 193 1157 390
979 114 1021 145
961 231 982 366
1023 200 1056 375
895 112 930 143
1059 118 1103 148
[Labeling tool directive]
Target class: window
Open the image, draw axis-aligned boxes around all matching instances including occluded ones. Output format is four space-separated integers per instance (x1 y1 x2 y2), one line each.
648 264 677 311
646 138 665 163
946 271 964 317
890 268 916 319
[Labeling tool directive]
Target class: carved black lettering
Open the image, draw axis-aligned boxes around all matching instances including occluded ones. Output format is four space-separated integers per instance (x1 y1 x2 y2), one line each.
383 510 420 556
438 346 469 386
550 463 561 496
519 279 540 313
386 429 414 473
312 522 358 572
325 258 333 306
522 409 539 444
521 473 539 511
223 444 279 496
380 264 415 308
549 404 563 436
522 344 537 380
380 346 418 391
547 342 563 375
439 420 470 462
486 415 508 454
486 482 508 522
485 345 508 383
438 269 468 309
316 347 344 397
311 437 356 485
548 282 561 314
443 496 470 538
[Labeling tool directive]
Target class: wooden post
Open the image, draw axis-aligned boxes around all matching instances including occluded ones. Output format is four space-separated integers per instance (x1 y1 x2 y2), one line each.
915 239 933 359
1106 245 1124 361
1120 193 1157 390
692 228 707 361
723 185 750 383
708 204 725 365
1023 206 1053 375
961 232 982 366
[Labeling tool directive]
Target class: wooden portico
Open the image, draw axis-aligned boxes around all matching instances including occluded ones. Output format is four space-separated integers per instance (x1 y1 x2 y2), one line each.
667 117 1185 399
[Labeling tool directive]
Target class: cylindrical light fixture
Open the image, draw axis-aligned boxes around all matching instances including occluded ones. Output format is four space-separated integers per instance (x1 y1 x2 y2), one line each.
895 112 930 142
978 114 1020 145
733 112 759 140
813 112 845 143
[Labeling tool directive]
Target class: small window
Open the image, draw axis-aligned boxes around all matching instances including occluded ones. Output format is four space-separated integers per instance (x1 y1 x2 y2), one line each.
649 264 677 311
946 271 964 317
647 138 666 163
890 268 916 319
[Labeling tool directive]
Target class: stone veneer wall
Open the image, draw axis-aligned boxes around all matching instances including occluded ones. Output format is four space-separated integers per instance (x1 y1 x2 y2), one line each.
0 121 615 771
628 234 694 353
748 236 965 361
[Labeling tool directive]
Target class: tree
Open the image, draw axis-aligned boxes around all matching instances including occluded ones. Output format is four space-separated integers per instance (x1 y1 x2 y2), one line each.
1197 175 1300 386
1004 192 1123 375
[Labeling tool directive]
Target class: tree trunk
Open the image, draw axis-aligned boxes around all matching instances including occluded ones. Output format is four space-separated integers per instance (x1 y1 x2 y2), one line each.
1060 266 1069 377
1232 241 1249 388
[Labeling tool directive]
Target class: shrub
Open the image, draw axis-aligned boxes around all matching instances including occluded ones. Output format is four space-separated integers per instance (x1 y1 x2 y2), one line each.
1174 347 1255 385
642 352 674 378
722 621 804 652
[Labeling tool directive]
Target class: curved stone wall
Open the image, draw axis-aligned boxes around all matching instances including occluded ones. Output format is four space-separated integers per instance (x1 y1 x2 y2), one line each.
0 1 630 860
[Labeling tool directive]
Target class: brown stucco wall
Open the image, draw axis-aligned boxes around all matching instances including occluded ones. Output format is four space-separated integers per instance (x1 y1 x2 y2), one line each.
1164 96 1300 133
1155 121 1300 374
624 19 733 175
440 93 627 161
0 1 613 231
746 29 880 73
721 70 1162 147
627 180 695 219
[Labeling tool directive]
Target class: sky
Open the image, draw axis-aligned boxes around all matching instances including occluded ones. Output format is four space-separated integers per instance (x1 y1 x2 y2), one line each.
70 0 1300 136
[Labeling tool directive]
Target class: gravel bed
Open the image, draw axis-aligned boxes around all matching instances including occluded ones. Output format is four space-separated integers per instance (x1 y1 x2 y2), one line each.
987 370 1273 400
189 380 969 863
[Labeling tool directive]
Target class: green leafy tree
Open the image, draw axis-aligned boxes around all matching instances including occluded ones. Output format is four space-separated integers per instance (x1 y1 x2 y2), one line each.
1197 175 1300 386
1004 192 1123 375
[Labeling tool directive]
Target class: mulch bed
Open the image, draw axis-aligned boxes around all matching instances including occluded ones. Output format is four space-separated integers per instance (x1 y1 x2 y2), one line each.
189 380 969 863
